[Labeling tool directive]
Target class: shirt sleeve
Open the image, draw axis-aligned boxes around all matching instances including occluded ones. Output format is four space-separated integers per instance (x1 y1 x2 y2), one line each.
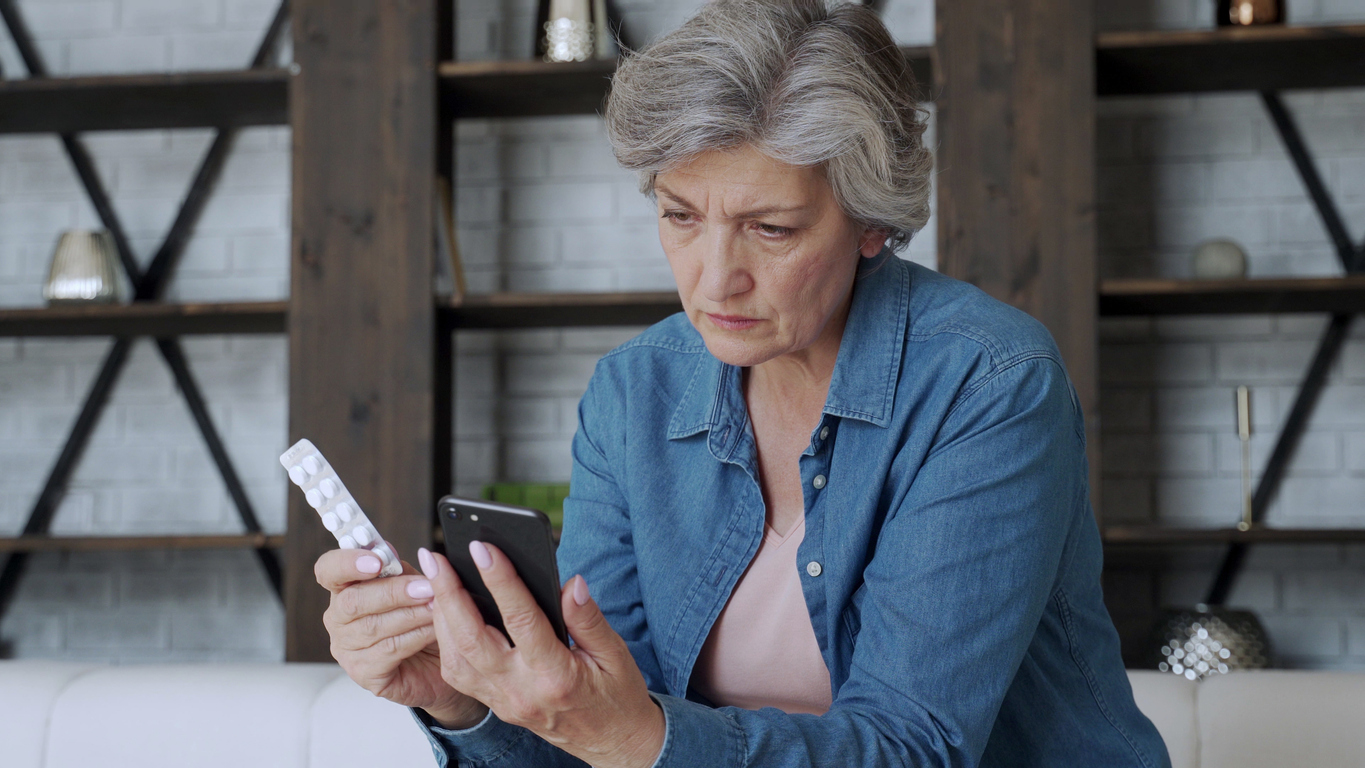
645 355 1087 767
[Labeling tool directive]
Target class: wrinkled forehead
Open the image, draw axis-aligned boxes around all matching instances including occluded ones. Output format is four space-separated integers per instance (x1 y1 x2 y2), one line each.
652 147 833 218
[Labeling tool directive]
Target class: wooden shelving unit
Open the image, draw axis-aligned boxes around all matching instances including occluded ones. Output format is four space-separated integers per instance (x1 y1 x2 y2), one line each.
444 291 680 330
1102 526 1365 547
1096 23 1365 95
0 69 289 134
1099 275 1365 316
6 2 1364 657
0 533 285 554
0 301 288 337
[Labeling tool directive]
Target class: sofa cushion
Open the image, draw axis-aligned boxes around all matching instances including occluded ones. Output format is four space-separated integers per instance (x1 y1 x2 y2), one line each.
0 662 97 768
1196 670 1365 768
42 663 344 768
1127 670 1198 768
308 672 436 768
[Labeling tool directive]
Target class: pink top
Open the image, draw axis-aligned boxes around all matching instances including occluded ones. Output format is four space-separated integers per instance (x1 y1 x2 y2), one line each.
690 517 832 715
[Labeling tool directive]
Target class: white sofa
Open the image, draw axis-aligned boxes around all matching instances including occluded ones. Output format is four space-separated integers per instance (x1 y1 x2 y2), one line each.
3 662 1364 767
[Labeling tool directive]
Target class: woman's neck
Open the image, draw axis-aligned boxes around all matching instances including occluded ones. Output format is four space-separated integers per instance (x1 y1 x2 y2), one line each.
745 287 852 418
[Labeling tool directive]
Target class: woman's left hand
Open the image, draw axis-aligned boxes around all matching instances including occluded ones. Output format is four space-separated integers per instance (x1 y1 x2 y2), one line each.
418 543 665 768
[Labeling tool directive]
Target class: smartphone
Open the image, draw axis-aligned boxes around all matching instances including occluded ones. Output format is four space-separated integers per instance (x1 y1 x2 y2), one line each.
437 495 569 647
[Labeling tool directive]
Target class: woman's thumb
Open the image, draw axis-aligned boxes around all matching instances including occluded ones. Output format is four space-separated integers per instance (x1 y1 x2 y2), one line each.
561 575 618 660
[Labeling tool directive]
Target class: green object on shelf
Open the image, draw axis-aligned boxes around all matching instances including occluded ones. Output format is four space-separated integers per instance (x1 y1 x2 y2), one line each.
482 483 570 529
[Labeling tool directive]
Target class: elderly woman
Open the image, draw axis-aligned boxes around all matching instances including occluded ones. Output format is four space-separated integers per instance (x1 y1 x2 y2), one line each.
314 1 1170 766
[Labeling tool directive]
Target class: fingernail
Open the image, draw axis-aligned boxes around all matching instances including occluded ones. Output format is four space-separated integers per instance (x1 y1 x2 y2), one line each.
469 540 492 570
417 547 437 579
406 579 433 599
573 575 590 606
356 555 381 574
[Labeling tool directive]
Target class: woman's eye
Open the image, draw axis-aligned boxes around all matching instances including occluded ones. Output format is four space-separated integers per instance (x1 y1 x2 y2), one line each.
662 211 694 224
755 223 792 237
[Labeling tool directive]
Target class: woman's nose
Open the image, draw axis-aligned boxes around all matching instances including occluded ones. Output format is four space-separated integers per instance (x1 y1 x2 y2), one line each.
698 237 753 304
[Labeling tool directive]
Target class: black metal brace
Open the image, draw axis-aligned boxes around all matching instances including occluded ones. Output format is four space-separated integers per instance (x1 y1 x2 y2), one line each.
1204 91 1365 606
0 1 291 627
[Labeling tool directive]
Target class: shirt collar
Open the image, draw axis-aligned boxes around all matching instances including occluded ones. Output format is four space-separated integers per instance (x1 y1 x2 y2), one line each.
668 250 911 439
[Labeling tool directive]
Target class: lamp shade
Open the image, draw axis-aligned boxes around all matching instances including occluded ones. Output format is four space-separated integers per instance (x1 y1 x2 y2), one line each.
43 230 124 304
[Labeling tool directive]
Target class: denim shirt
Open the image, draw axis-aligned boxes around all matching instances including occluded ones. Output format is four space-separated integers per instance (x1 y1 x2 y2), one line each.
418 254 1171 768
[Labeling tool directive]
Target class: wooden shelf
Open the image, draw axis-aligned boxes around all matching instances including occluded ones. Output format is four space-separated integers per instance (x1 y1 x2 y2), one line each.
1098 276 1365 316
444 291 681 329
0 533 285 554
0 69 289 135
0 301 288 337
1096 24 1365 95
439 46 934 119
1103 526 1365 546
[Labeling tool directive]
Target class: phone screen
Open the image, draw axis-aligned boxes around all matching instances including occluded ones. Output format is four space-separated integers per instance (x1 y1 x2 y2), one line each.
437 495 568 646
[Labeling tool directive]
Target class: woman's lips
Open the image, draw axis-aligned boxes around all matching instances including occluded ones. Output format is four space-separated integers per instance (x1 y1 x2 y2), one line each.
706 313 761 331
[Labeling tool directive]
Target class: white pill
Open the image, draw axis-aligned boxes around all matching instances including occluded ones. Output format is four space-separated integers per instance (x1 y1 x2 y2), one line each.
301 455 321 475
338 535 357 549
319 479 338 498
288 466 307 485
376 547 394 565
335 502 354 522
321 512 340 532
352 526 373 546
305 489 324 509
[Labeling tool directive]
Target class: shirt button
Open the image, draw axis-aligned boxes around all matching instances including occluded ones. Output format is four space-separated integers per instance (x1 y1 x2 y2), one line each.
806 561 823 577
812 474 827 490
819 426 829 440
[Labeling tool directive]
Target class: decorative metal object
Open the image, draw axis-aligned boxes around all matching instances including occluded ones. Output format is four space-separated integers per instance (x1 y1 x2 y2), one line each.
1216 0 1283 26
1147 604 1272 681
43 230 123 304
1235 386 1254 532
536 0 620 62
539 0 595 62
1191 239 1248 279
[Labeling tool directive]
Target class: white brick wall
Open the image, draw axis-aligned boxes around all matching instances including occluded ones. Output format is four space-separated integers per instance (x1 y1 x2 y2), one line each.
1096 0 1365 670
1 0 1362 672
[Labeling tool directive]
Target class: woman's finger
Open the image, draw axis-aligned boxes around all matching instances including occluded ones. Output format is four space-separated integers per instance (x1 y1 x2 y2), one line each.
333 602 435 652
559 574 627 669
469 541 567 668
315 548 391 592
422 548 511 673
327 571 436 626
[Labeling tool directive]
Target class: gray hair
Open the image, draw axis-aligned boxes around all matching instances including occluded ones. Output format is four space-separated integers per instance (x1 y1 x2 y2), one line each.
603 0 933 251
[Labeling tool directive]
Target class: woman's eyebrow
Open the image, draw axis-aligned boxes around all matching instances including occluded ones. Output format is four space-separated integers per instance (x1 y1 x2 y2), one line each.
655 185 809 219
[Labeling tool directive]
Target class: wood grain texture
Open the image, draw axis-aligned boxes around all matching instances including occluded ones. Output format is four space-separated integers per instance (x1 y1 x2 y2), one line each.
934 0 1100 510
0 301 287 337
1097 24 1365 95
0 70 289 134
0 534 285 553
288 0 437 662
443 291 681 329
1100 276 1365 316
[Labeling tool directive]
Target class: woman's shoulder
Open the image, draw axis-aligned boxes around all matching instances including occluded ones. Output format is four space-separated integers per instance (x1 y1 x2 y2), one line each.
901 260 1064 372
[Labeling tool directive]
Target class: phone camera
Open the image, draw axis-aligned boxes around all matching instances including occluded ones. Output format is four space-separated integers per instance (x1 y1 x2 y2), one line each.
446 508 459 520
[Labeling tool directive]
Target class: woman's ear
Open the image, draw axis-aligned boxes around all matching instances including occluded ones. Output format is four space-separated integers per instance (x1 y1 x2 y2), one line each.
858 229 889 258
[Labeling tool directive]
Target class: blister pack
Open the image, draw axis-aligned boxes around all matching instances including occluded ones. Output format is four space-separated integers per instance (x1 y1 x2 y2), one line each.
279 438 403 577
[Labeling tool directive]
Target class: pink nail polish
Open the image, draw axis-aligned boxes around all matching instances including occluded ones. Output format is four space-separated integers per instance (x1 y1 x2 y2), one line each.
573 575 590 606
356 555 381 574
417 547 437 579
407 579 433 599
469 540 492 570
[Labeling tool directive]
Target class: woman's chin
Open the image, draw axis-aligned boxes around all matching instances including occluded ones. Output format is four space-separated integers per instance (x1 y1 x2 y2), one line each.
698 331 778 369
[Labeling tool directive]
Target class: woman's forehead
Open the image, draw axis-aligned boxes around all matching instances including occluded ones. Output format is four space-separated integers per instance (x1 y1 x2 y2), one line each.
655 147 832 215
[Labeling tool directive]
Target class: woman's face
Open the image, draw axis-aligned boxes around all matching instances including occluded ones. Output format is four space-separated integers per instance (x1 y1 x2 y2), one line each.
654 145 885 369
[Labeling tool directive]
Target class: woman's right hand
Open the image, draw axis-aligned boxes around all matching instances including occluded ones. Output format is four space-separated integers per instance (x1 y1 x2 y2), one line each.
315 549 489 728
